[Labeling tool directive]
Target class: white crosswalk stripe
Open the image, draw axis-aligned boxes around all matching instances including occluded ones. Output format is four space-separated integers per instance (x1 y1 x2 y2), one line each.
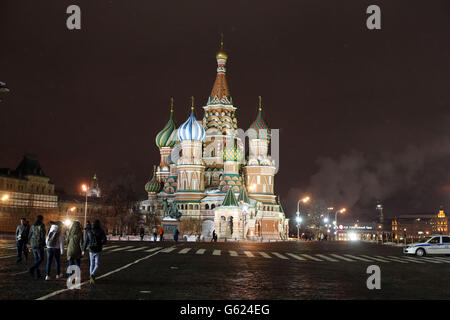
259 252 271 258
212 250 221 256
229 250 238 256
127 247 147 252
110 246 134 252
329 254 355 262
300 254 322 262
427 256 450 263
286 253 307 261
316 254 339 262
102 245 120 251
244 251 255 257
271 252 288 259
179 248 191 254
378 256 409 263
392 256 425 264
144 247 162 252
344 254 374 262
161 247 177 253
196 249 206 255
360 255 391 263
418 257 443 264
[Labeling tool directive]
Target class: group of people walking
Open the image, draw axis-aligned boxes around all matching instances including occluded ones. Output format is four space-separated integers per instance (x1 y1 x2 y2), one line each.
16 215 106 284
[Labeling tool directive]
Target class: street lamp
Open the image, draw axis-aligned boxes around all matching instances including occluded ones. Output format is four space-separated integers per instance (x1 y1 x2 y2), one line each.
295 196 310 240
82 184 89 229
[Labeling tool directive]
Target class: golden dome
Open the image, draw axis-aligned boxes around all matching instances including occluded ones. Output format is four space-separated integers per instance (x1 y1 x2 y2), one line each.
216 33 228 60
216 48 228 60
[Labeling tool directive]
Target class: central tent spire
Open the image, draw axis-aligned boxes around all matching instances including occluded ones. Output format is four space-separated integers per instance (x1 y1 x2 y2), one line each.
208 34 232 105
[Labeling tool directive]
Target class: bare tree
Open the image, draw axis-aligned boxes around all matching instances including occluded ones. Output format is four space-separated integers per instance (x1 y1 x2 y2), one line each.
102 176 139 236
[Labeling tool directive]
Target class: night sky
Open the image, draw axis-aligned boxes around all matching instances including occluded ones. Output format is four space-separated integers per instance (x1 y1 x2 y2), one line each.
1 0 449 221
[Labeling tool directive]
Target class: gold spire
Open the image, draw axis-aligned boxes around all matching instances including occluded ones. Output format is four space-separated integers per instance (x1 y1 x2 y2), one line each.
170 97 174 115
190 96 195 113
216 33 228 60
258 96 262 112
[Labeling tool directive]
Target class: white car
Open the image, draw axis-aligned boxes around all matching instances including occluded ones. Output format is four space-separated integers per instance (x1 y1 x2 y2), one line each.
403 235 450 256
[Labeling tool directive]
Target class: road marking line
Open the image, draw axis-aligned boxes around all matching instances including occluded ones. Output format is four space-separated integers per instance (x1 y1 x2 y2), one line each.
102 245 120 251
212 250 221 256
300 254 322 262
161 247 177 253
329 254 355 262
271 252 288 259
316 254 339 262
179 248 191 254
110 246 134 252
144 247 162 252
196 249 206 255
419 257 443 264
127 247 147 252
344 254 374 262
229 250 238 256
259 252 271 258
361 255 390 263
377 256 408 263
286 253 306 261
393 256 425 264
36 247 167 300
244 251 255 257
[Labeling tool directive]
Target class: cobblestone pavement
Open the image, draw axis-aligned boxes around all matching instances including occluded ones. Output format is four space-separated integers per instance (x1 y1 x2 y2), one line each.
0 239 449 300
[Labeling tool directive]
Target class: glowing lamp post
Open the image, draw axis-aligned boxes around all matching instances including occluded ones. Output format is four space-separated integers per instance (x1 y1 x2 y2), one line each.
82 184 88 228
295 196 310 240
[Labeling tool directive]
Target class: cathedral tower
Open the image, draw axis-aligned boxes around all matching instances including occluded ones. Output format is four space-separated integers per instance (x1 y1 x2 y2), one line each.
244 97 276 203
155 98 177 183
175 98 206 202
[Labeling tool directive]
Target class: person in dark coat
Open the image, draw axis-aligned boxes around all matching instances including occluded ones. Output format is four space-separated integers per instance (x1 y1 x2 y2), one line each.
28 215 46 279
140 227 145 241
173 228 179 242
16 218 29 263
82 220 107 284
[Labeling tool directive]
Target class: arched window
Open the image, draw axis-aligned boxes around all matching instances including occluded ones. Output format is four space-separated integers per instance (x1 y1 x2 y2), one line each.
205 204 209 210
211 204 216 209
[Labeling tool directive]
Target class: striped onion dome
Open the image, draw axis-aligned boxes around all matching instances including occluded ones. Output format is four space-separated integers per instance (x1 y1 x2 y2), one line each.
177 99 205 142
248 96 270 140
145 166 162 194
155 99 177 148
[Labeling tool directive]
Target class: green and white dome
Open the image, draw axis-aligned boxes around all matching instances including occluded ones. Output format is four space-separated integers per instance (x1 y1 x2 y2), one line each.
145 166 162 194
155 99 177 148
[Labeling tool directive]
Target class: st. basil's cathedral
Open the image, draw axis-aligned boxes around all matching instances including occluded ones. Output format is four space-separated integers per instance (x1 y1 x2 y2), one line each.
141 39 289 240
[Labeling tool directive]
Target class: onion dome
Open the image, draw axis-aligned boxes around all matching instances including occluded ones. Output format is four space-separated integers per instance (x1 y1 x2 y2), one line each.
155 98 177 148
248 96 270 140
177 97 206 142
145 166 162 194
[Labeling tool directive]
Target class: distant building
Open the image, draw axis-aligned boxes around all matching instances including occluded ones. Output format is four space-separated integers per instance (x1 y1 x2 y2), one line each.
392 207 447 239
0 154 115 233
0 154 58 232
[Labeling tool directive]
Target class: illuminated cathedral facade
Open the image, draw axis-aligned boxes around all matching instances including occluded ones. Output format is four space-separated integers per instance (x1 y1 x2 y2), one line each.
142 40 289 240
